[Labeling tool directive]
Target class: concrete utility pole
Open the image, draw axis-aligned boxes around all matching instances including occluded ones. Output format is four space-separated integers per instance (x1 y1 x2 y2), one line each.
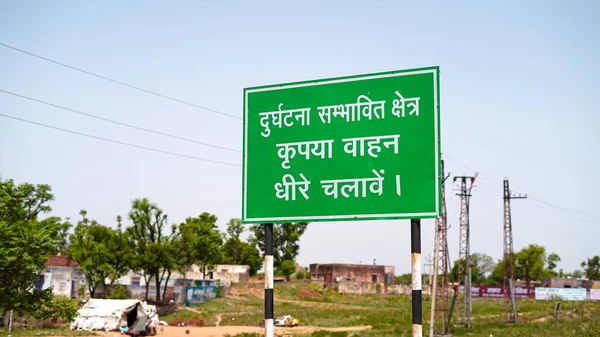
454 174 477 329
424 254 434 289
503 179 526 324
430 160 451 337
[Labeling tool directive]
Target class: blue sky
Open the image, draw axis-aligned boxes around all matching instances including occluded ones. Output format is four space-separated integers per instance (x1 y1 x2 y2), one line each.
1 1 599 275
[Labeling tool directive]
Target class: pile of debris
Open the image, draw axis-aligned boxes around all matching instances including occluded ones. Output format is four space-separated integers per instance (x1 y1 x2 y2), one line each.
257 315 300 328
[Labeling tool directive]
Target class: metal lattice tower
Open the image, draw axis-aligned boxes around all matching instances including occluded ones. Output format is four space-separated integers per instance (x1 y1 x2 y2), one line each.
503 179 526 324
454 175 476 328
433 161 450 335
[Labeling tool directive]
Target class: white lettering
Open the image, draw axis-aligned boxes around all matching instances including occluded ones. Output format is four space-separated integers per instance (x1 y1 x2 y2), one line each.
392 91 420 118
357 95 386 120
274 173 310 201
276 139 334 169
320 169 385 199
342 134 400 158
258 103 311 137
259 113 271 137
317 94 386 125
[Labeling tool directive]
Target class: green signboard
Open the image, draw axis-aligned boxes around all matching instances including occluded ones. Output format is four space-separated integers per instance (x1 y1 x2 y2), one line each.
242 66 441 223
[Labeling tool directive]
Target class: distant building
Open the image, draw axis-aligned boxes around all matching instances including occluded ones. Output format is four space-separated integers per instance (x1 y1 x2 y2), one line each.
42 254 85 298
309 263 395 285
542 277 579 288
582 280 600 289
210 265 250 283
114 264 250 286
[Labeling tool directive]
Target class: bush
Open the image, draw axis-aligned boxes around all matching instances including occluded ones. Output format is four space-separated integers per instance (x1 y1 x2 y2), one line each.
33 296 79 323
108 285 128 299
296 271 306 280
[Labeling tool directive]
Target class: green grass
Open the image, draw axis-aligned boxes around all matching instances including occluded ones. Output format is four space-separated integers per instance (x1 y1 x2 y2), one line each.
22 282 595 337
0 327 96 337
6 283 598 337
213 282 600 337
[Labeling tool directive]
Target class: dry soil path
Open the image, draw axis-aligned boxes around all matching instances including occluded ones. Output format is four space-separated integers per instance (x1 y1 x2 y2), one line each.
88 325 370 337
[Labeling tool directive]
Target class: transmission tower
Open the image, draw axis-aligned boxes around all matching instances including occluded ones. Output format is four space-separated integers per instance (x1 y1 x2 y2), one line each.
503 179 526 324
432 160 450 336
454 174 476 328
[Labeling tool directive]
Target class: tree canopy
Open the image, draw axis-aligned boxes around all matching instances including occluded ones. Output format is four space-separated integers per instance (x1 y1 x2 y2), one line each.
179 212 223 279
250 222 308 270
0 180 63 315
68 211 131 297
221 218 262 276
581 256 600 280
127 198 177 301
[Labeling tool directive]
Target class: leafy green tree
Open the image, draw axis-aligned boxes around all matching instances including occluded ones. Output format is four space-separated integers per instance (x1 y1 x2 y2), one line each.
487 260 505 285
548 253 561 271
220 218 262 276
105 215 132 292
223 218 244 264
179 212 223 279
450 258 479 285
395 273 412 284
581 256 600 280
250 222 308 269
515 244 547 287
280 260 296 281
222 240 262 276
52 217 72 254
470 253 496 283
69 211 131 296
127 198 177 301
0 179 62 315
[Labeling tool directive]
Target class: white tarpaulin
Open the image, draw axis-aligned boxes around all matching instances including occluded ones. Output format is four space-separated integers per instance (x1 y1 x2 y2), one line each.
70 299 159 331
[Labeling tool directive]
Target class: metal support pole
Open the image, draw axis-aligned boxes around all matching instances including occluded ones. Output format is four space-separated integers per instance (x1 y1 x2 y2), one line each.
411 219 422 337
264 223 274 337
509 279 519 324
8 309 13 333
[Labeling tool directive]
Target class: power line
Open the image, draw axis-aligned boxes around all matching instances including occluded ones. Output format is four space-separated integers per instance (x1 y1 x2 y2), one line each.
0 89 241 153
524 195 600 218
0 113 241 167
444 154 502 186
526 199 600 222
0 42 241 120
445 155 600 220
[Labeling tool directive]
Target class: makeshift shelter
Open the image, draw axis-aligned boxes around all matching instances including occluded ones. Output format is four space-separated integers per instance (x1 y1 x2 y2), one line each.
70 299 159 332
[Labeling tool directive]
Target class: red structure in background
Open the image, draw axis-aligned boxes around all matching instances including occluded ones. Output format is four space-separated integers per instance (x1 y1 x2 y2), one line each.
459 285 535 299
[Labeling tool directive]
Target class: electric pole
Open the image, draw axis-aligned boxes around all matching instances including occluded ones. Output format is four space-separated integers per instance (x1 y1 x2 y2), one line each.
503 178 526 324
454 174 477 329
425 254 434 289
431 160 450 337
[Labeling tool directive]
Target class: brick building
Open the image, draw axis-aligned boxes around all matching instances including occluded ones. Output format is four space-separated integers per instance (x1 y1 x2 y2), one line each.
542 277 579 288
310 263 395 285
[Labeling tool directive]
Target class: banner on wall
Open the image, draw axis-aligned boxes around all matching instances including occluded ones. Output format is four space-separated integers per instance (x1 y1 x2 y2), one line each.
590 289 600 300
458 285 535 299
535 287 587 301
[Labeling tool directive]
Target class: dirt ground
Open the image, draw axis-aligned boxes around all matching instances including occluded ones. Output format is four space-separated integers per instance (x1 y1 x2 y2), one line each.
69 325 371 337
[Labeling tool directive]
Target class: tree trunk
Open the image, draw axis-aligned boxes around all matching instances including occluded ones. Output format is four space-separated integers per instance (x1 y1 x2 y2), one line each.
155 274 162 302
144 280 150 301
104 280 110 297
162 270 172 302
88 283 96 298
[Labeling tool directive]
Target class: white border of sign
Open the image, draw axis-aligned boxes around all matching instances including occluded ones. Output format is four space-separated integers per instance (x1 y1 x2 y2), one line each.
243 68 439 223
